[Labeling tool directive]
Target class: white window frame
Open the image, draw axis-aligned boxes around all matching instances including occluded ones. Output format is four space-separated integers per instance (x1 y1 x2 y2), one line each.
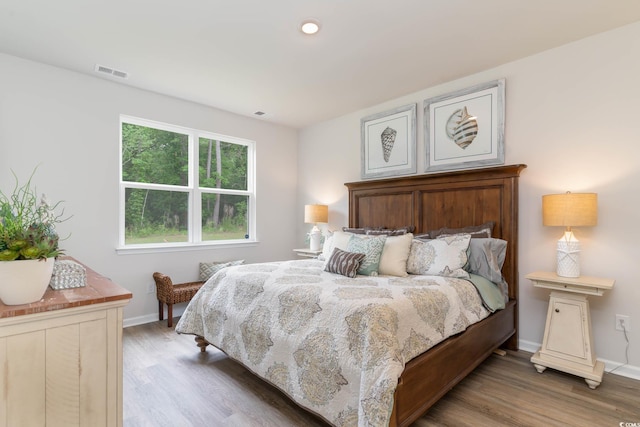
117 115 257 254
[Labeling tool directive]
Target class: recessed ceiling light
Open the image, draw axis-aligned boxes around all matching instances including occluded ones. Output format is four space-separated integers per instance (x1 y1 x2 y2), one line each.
300 19 320 35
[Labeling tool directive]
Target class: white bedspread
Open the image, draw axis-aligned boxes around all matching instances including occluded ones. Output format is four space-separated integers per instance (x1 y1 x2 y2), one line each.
176 259 489 426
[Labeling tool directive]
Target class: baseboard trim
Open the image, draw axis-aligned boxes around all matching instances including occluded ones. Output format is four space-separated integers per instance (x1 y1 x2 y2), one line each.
124 306 187 328
519 339 640 381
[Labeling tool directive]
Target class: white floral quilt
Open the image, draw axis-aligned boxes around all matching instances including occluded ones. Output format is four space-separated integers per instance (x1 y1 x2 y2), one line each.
175 259 489 426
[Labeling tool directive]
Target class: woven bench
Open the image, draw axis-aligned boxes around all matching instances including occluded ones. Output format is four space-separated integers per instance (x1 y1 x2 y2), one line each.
152 272 204 327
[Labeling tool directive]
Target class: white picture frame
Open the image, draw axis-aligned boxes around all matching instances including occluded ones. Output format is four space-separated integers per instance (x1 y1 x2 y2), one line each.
361 103 417 179
424 79 505 172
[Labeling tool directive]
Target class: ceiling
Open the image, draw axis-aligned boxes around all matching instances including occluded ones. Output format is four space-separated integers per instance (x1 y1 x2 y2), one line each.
2 1 640 129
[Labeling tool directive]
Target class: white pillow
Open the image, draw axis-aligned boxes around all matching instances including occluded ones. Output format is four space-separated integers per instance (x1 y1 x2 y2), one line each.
320 231 353 261
378 233 413 277
406 234 471 278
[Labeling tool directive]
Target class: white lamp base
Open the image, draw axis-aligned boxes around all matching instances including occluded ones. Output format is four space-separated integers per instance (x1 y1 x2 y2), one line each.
309 226 322 251
556 231 580 278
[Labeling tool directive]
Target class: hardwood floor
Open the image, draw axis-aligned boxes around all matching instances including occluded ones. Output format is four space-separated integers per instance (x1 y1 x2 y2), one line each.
123 320 640 426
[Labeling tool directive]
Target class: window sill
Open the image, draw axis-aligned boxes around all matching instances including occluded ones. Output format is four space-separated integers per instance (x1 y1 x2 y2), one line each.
116 240 258 255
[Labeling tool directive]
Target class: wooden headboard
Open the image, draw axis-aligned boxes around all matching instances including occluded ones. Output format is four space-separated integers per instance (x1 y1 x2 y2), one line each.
344 164 526 303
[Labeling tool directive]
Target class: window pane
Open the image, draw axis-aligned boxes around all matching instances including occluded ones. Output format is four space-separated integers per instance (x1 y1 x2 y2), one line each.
199 138 248 190
122 123 189 185
125 188 189 244
202 193 249 241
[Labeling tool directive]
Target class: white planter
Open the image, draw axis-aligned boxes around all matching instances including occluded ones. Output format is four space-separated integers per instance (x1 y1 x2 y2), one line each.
0 257 55 305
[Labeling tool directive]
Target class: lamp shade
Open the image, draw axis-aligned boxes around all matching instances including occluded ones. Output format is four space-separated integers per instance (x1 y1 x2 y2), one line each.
542 193 597 228
304 204 328 224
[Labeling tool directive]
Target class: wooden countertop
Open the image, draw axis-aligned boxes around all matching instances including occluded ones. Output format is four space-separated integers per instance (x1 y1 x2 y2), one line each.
0 257 132 318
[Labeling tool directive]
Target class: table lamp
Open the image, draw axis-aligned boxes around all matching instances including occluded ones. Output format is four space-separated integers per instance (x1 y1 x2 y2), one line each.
542 192 597 277
304 204 328 251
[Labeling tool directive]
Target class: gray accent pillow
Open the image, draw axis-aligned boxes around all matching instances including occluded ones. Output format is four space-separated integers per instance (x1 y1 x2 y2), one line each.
324 248 366 278
418 221 495 239
464 238 508 300
199 259 245 282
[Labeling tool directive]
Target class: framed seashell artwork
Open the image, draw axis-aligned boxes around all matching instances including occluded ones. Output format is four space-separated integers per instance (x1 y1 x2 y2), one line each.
423 79 505 172
360 103 417 179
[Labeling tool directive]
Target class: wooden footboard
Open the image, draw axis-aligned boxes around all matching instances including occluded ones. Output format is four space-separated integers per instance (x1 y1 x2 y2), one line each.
390 299 517 427
193 300 516 427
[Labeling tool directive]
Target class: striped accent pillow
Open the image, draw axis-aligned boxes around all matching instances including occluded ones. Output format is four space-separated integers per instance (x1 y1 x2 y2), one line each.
324 248 366 278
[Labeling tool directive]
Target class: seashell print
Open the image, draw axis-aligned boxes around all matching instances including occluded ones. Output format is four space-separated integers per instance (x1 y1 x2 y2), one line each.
445 106 478 149
380 126 397 162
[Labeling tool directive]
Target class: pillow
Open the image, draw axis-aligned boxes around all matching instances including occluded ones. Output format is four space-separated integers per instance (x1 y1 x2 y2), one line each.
365 229 407 236
199 260 244 281
377 233 413 277
324 248 366 278
465 238 508 300
320 231 354 261
341 227 368 234
406 234 471 278
468 273 506 312
421 221 495 239
365 225 415 236
346 234 387 276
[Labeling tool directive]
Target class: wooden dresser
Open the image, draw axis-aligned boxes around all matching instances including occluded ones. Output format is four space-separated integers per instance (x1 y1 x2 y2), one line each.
0 259 132 427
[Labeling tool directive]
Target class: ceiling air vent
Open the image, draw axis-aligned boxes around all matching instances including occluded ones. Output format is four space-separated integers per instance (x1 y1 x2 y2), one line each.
94 64 129 79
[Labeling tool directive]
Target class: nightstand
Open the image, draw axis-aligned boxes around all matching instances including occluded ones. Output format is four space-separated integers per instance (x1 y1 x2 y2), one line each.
527 271 614 389
293 248 323 258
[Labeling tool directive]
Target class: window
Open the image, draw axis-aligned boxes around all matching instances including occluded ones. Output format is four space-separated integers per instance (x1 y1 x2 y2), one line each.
119 116 255 251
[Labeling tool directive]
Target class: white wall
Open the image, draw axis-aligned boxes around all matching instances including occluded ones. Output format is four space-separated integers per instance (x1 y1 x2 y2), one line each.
298 22 640 378
0 53 299 325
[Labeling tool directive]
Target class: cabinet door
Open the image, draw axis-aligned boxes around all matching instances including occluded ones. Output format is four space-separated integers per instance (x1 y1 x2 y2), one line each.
0 308 114 427
546 300 586 359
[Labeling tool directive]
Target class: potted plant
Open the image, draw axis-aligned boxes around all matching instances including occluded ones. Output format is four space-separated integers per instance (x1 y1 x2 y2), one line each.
0 168 67 305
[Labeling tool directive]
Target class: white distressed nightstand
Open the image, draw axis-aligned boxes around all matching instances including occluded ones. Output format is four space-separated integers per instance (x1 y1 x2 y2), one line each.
527 271 614 389
293 248 323 258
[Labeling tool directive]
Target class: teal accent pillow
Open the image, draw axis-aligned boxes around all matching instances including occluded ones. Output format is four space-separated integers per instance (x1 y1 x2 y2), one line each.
346 235 387 276
467 273 506 312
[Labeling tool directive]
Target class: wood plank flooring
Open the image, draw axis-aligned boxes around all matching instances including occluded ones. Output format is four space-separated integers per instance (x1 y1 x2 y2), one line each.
123 320 640 426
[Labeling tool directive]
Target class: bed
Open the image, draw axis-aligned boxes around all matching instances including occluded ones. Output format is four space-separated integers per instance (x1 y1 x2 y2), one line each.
176 164 526 427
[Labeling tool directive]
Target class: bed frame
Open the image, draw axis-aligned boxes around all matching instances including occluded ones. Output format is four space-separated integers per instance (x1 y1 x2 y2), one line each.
193 164 526 426
345 164 526 426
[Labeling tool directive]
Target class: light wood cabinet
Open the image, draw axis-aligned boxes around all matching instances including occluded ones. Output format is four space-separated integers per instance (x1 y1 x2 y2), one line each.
527 271 614 389
0 259 131 426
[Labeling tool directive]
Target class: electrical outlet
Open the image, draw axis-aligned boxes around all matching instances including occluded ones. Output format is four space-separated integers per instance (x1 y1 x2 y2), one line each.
616 314 631 332
147 283 156 294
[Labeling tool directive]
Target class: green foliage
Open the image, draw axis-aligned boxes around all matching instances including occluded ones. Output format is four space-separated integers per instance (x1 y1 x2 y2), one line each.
0 169 67 261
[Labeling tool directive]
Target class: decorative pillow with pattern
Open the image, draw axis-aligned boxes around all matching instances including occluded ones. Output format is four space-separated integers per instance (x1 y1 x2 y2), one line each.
406 234 471 278
365 225 415 236
324 248 366 278
199 259 245 282
417 221 495 239
346 234 387 276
